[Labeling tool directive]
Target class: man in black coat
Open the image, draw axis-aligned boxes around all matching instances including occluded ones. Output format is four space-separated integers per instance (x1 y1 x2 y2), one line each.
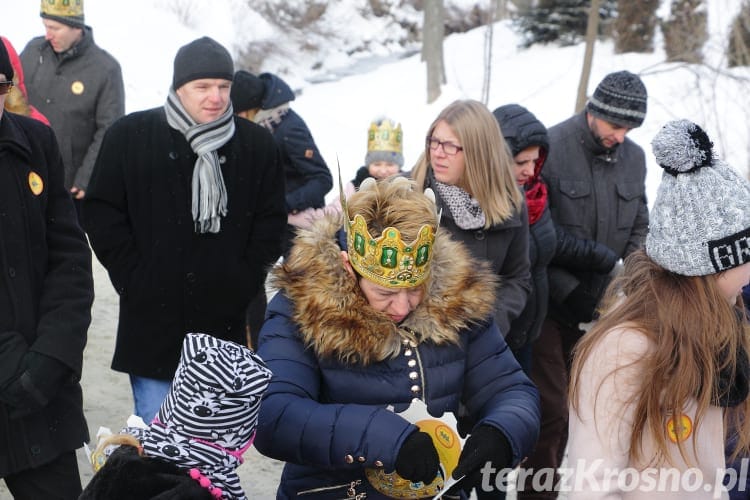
0 41 94 499
83 37 287 423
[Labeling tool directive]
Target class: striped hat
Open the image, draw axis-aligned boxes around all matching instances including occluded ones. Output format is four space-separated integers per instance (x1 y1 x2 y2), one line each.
587 71 647 128
142 333 272 499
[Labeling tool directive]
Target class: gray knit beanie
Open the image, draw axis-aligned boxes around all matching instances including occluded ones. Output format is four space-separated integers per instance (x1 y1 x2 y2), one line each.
586 71 648 128
172 37 234 90
646 119 750 276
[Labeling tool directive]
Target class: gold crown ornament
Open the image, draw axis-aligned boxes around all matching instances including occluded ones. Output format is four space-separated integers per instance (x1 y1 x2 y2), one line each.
41 0 83 22
367 119 403 154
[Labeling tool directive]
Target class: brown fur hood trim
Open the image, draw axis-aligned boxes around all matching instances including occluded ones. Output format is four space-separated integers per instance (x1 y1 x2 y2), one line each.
268 215 499 365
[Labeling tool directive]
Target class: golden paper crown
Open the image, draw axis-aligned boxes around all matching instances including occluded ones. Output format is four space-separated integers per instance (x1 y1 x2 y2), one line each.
367 119 403 154
41 0 84 18
347 214 434 288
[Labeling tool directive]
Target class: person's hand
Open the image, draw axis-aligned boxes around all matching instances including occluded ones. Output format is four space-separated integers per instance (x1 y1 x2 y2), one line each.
562 284 600 323
0 352 70 418
70 186 86 199
287 208 325 229
447 425 511 495
394 430 440 484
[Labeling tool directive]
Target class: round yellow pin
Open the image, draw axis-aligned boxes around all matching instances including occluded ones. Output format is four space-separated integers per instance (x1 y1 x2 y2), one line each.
28 171 43 195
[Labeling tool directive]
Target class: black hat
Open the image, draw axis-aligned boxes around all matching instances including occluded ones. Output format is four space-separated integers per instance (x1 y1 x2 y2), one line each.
172 37 234 90
0 39 13 82
586 70 648 128
230 70 266 112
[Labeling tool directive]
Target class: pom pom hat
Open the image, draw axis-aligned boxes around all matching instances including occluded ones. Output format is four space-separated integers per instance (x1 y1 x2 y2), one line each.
646 119 750 276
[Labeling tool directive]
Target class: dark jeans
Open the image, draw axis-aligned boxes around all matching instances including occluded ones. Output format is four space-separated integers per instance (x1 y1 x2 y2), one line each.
3 450 82 500
516 317 581 499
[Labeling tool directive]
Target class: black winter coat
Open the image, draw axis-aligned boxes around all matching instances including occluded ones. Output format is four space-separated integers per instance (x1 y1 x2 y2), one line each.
494 104 555 350
0 111 94 475
83 108 287 380
258 73 332 211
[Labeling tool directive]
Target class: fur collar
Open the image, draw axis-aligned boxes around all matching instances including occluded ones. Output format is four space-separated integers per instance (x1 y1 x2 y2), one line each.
269 215 499 365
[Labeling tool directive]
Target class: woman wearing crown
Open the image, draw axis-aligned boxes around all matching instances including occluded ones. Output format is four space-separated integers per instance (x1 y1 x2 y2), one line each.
254 176 540 499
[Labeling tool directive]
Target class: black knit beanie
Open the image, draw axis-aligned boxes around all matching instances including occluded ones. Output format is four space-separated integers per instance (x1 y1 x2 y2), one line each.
230 70 266 112
586 70 648 128
0 40 13 82
172 37 234 90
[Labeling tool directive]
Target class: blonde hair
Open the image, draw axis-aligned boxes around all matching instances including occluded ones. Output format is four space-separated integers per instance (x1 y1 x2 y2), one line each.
345 177 438 242
411 99 523 227
570 249 750 465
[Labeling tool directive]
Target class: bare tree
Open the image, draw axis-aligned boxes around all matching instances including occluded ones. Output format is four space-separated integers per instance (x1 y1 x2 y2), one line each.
575 0 601 112
613 0 659 53
423 0 446 103
662 0 708 63
727 1 750 68
481 1 506 105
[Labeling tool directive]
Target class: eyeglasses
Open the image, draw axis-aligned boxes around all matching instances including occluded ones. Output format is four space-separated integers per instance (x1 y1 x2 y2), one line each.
426 137 463 156
0 81 13 96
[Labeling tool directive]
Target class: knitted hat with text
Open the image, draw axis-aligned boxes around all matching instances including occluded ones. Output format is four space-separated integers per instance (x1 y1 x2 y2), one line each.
646 119 750 276
586 70 647 128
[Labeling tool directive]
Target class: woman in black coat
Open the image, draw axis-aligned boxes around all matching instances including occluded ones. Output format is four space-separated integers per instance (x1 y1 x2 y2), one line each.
0 43 94 499
492 104 617 373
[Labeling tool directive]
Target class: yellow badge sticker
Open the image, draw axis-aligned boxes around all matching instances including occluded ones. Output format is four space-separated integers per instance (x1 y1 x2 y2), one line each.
71 81 85 95
28 171 44 195
666 414 692 443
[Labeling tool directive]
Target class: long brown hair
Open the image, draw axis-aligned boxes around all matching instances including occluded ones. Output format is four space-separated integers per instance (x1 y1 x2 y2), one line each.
410 99 522 228
570 249 750 465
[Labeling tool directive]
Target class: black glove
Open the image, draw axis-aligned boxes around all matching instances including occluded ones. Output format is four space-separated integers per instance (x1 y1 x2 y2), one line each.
447 425 512 495
562 285 600 324
394 430 440 484
0 351 70 418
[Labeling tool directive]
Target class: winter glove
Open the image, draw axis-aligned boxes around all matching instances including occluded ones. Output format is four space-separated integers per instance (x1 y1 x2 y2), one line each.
0 351 71 418
562 284 600 324
394 430 440 484
447 425 512 495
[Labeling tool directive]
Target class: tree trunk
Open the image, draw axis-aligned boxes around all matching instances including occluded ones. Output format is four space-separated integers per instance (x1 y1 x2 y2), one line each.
613 0 659 53
575 0 600 113
423 0 446 103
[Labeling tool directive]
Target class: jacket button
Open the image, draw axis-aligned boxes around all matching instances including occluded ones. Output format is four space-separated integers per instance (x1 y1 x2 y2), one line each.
344 455 354 464
374 460 383 467
30 445 41 455
404 349 412 357
357 456 366 462
168 151 178 160
408 359 417 367
411 384 421 394
409 371 418 380
186 272 196 283
474 230 486 241
219 155 227 164
8 267 15 278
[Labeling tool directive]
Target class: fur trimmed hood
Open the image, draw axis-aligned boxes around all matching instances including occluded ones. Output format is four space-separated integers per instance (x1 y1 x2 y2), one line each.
268 215 499 365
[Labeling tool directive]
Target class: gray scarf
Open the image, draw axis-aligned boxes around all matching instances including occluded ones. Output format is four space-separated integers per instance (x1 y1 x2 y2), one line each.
165 88 235 233
434 179 486 230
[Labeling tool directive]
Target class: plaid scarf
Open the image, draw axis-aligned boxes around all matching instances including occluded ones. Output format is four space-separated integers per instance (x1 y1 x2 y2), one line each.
165 88 235 233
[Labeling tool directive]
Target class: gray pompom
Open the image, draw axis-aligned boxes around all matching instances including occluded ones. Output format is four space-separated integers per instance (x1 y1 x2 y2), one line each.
651 119 713 174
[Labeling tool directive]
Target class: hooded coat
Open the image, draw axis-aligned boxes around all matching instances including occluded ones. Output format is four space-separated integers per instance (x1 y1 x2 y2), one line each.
256 72 332 212
255 216 540 499
20 27 125 191
0 111 94 475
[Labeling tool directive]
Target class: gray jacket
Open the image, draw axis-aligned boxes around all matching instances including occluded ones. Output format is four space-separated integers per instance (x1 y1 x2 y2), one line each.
20 27 125 191
542 112 649 323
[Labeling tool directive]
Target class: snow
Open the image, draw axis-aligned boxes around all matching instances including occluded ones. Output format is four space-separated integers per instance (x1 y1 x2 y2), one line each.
5 0 750 209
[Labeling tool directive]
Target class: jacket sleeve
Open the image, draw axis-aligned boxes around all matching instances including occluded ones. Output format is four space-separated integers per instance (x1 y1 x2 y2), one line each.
494 203 532 336
567 328 649 499
74 60 126 191
552 223 618 273
28 122 94 375
82 120 139 295
280 117 333 212
462 320 540 466
622 150 649 259
254 295 416 471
